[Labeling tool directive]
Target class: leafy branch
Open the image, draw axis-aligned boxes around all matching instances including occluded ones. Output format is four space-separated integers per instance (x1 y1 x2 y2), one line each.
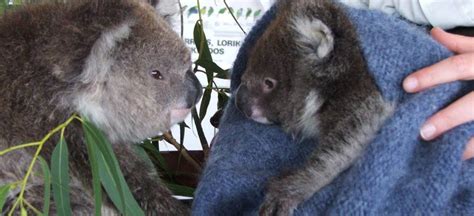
0 115 146 216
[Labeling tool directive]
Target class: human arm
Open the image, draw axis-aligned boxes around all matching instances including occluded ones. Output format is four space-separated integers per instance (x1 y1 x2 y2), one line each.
338 0 474 29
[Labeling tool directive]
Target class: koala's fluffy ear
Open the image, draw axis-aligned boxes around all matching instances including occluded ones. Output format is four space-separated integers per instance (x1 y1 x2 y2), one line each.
292 17 334 61
53 21 133 83
147 0 179 23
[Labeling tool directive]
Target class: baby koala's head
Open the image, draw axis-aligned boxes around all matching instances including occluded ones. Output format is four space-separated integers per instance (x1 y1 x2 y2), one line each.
235 14 335 131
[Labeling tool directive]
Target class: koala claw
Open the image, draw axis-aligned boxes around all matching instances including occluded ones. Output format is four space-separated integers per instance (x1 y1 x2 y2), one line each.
259 181 304 216
259 194 299 216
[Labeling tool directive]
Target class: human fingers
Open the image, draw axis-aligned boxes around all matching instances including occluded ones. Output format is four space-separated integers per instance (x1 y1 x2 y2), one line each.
431 27 474 54
403 52 474 93
420 92 474 140
463 138 474 160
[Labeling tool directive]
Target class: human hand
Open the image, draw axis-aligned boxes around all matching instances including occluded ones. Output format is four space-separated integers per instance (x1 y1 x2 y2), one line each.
403 27 474 160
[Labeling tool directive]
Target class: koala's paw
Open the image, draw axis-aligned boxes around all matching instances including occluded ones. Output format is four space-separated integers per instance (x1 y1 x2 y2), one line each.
258 178 307 216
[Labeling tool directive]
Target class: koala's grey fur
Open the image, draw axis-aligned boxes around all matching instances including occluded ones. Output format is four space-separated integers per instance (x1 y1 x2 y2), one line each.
235 0 394 215
0 0 202 215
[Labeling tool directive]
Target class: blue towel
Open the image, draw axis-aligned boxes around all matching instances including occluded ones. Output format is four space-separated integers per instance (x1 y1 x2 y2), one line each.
192 4 474 215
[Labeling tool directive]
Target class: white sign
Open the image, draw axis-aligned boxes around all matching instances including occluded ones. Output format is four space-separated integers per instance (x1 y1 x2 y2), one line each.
163 0 272 151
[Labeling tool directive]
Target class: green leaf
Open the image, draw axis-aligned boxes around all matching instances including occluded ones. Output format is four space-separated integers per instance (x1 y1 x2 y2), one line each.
236 8 243 19
215 69 230 79
187 6 197 17
199 88 212 120
0 184 12 213
83 130 102 216
51 136 72 216
193 21 213 62
191 108 208 147
218 8 226 14
179 122 190 129
0 0 7 15
38 156 51 216
246 8 252 18
195 59 226 76
140 142 172 179
207 7 214 17
82 120 144 216
254 9 262 18
164 182 195 197
200 7 206 16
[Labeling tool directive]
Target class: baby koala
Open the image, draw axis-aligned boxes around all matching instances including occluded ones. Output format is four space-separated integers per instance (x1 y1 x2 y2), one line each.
235 0 394 215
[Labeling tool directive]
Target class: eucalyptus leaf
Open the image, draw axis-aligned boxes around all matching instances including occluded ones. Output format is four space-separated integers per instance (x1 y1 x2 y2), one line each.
193 21 213 62
191 108 208 147
207 6 214 17
236 8 243 19
0 184 11 213
215 69 230 79
199 88 212 120
195 59 226 76
0 0 7 15
82 120 144 216
179 122 190 129
38 156 51 216
187 6 197 17
51 136 72 216
254 9 262 18
164 182 195 197
140 142 172 179
83 130 103 216
200 6 206 16
218 8 226 14
246 8 252 18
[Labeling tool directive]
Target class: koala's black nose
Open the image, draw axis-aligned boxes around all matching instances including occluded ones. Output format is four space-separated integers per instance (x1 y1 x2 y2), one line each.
235 84 253 118
185 70 203 108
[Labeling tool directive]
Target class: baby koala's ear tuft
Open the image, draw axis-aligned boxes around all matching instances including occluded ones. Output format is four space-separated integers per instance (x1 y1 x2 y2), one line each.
291 16 334 61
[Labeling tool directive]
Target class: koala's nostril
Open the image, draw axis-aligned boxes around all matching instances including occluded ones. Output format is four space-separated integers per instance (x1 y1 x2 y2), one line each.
185 70 203 108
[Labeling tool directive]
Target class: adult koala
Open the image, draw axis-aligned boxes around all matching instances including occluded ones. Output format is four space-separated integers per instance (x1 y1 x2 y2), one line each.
0 0 201 215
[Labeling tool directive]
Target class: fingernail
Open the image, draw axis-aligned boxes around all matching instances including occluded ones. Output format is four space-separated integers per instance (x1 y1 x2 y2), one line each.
420 124 436 140
404 77 418 91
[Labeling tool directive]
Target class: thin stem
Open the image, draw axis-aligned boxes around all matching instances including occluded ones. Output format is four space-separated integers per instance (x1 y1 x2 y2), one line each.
0 142 41 156
162 132 202 172
23 199 42 216
223 0 247 35
178 0 184 39
8 115 78 216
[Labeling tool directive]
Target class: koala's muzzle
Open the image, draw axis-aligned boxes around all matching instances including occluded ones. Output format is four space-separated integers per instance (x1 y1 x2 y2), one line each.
235 84 271 124
185 70 203 108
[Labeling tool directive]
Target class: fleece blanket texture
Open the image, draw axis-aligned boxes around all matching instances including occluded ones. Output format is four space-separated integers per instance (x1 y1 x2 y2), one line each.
192 4 474 216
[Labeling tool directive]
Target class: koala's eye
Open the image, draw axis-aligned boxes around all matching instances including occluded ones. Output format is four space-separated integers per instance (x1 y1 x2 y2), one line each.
150 70 164 80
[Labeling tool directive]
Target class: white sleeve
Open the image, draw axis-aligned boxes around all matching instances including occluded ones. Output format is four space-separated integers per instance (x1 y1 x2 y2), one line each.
338 0 474 29
419 0 474 29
